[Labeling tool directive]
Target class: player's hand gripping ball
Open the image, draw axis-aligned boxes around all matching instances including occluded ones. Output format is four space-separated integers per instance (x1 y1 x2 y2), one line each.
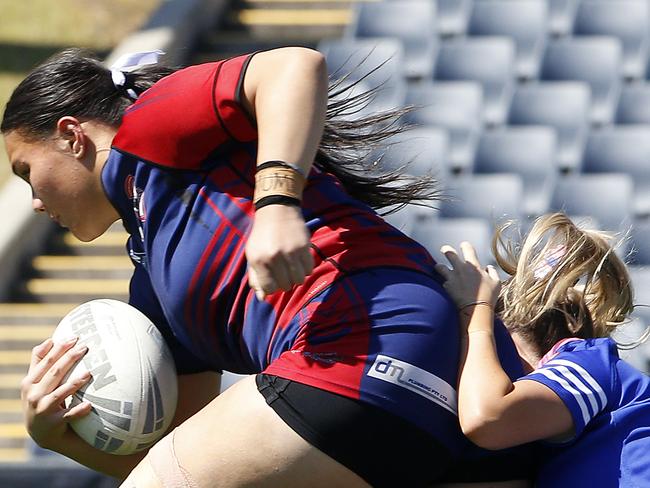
52 299 178 455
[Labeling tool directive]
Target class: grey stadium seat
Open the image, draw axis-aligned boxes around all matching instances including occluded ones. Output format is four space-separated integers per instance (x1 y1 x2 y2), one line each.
318 38 407 116
434 37 516 125
409 217 495 265
547 0 579 35
382 203 438 237
627 221 650 266
616 84 650 125
508 82 591 172
373 126 450 178
581 126 650 216
573 0 649 80
473 126 557 216
550 173 634 231
540 37 623 125
404 81 483 171
439 174 524 223
468 0 549 80
348 0 437 79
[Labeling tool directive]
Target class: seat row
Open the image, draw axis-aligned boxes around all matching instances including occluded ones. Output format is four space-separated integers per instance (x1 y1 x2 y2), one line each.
350 0 650 81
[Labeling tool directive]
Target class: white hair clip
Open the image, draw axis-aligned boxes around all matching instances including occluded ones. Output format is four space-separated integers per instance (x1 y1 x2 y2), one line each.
110 50 165 100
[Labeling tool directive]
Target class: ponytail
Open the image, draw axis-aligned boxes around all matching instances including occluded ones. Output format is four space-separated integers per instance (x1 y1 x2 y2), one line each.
1 48 175 138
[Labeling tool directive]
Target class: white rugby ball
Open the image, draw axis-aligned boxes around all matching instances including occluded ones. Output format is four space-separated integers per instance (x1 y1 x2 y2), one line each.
53 299 178 455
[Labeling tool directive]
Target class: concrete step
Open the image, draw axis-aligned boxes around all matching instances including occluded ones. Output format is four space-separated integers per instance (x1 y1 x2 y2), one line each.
0 303 77 322
0 447 28 462
53 231 129 257
31 256 133 279
23 279 129 303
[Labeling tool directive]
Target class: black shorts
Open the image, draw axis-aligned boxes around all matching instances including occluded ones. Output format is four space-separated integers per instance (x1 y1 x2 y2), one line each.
256 373 451 487
256 374 538 486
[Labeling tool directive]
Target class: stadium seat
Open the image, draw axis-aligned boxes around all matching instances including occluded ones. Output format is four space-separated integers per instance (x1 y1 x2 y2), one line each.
436 0 472 37
439 174 524 224
347 0 437 79
540 37 623 125
467 0 549 80
317 38 407 116
550 173 634 231
581 126 650 216
547 0 579 35
611 315 650 373
508 82 591 172
409 217 495 265
373 126 450 178
473 126 557 216
615 84 650 124
572 0 649 80
404 81 483 171
382 203 438 237
626 221 650 265
434 37 516 125
628 265 650 331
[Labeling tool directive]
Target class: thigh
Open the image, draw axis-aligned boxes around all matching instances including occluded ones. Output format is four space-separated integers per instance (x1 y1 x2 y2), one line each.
120 375 369 488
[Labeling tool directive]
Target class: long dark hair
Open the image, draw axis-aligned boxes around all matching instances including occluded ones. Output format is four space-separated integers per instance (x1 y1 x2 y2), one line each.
1 48 440 210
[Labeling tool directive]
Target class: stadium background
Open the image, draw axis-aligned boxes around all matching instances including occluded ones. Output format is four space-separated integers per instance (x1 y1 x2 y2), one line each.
1 0 650 485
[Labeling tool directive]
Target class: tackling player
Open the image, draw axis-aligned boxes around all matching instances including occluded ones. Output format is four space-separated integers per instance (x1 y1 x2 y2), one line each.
437 212 650 487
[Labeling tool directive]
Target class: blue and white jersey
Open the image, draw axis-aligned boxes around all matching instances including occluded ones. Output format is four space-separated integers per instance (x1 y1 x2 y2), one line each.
521 337 650 487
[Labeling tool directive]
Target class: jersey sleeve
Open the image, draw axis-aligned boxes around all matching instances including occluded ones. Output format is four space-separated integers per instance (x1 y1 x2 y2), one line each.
128 263 214 375
112 54 258 170
519 340 615 437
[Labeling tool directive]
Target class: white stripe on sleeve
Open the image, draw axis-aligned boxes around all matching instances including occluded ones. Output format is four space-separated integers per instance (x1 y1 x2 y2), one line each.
546 359 608 408
534 368 591 426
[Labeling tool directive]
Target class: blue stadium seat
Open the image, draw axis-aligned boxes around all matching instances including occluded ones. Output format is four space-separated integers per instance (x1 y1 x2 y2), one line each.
616 84 650 124
404 81 483 171
317 38 407 115
468 0 549 80
550 173 634 231
508 82 591 172
573 0 649 80
439 174 524 223
434 37 516 125
628 265 650 327
540 37 623 125
628 221 650 265
348 0 437 79
611 314 650 373
547 0 579 35
473 126 557 216
374 126 450 178
582 126 650 216
436 0 472 37
409 217 495 265
382 203 438 237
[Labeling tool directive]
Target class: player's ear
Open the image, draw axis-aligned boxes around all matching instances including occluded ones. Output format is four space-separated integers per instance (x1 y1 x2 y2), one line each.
55 116 86 159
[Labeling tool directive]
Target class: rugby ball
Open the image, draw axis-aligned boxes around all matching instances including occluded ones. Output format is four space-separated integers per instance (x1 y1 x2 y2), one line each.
52 299 178 455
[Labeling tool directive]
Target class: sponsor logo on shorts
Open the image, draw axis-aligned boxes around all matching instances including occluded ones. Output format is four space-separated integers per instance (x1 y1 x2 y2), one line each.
367 355 458 415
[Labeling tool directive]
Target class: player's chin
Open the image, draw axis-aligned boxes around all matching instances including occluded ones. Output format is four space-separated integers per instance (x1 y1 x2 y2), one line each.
69 223 105 242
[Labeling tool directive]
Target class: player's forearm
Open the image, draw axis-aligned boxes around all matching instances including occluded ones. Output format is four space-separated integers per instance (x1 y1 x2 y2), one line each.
48 429 145 479
457 307 516 446
247 47 328 174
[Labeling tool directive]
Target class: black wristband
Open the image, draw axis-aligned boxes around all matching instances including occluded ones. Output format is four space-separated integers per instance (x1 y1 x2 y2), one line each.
254 195 301 211
257 160 307 177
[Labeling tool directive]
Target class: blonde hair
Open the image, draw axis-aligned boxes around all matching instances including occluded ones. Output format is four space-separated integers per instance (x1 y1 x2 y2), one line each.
493 213 634 357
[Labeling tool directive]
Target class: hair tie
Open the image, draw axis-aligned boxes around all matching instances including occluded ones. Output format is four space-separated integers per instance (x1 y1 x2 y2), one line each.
109 50 165 100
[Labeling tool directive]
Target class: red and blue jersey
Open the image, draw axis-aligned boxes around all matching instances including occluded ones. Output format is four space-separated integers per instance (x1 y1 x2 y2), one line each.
102 53 438 373
101 53 529 459
522 337 650 487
